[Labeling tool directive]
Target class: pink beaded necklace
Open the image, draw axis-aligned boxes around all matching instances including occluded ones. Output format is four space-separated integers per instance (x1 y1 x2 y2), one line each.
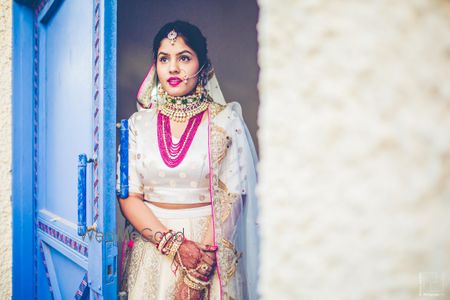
157 110 206 168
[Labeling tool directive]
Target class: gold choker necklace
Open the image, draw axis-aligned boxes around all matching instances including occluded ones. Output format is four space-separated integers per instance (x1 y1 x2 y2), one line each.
157 84 210 122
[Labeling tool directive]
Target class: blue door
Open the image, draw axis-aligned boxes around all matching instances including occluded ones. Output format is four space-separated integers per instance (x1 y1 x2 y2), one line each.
12 0 117 299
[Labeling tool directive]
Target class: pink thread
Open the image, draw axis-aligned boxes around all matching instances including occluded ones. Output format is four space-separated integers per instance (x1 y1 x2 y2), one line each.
157 110 205 168
119 240 127 280
120 237 134 280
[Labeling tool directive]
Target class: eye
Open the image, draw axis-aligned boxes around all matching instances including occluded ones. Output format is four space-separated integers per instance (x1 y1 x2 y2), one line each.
180 55 191 62
159 56 168 63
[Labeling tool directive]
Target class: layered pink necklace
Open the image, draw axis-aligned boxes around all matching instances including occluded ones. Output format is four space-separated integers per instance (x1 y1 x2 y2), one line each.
157 110 206 168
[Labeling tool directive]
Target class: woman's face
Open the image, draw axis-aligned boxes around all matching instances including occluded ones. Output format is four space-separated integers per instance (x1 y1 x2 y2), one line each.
156 36 200 97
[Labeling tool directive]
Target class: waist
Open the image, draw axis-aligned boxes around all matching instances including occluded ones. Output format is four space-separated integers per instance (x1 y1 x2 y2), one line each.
145 201 210 209
144 186 210 204
144 201 212 218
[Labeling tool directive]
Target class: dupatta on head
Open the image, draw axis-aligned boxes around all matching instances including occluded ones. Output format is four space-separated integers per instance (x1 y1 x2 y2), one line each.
137 63 261 299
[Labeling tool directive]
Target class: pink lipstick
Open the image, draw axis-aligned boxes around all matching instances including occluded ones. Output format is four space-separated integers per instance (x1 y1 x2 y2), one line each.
167 77 182 87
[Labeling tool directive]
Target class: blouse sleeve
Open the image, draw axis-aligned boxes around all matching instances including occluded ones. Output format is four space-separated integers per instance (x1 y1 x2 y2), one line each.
116 113 144 195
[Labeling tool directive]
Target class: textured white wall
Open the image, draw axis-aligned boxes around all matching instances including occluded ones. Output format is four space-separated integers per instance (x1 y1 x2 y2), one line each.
257 0 450 299
0 0 12 299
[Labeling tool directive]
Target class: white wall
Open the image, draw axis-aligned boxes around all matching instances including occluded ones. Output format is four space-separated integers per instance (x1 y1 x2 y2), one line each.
0 0 12 298
257 0 450 299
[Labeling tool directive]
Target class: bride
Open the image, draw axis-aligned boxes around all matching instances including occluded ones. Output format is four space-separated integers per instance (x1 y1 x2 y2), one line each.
117 20 260 300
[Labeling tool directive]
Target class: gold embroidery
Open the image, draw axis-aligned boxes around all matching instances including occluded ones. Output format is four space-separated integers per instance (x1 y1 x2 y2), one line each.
126 236 144 291
218 238 242 285
217 179 227 190
209 102 226 119
197 215 211 244
211 125 232 166
126 235 161 298
223 293 236 300
208 103 241 297
217 179 239 222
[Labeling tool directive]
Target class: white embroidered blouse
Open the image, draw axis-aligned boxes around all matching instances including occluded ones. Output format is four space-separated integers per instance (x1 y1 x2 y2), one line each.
116 108 211 204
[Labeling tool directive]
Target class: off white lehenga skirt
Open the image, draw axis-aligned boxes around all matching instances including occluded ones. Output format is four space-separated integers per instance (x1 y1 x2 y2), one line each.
124 202 221 300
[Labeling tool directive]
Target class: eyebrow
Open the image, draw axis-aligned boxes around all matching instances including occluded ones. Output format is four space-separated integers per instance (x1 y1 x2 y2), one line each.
158 50 193 56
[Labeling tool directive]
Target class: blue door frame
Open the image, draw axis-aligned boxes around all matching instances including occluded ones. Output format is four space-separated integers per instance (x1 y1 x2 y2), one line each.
12 0 117 298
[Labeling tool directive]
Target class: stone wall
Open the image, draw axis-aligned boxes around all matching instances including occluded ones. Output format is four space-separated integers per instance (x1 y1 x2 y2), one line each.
256 0 450 299
0 0 12 298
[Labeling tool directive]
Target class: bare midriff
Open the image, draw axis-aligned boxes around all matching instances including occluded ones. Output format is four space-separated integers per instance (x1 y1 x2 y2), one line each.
147 201 211 209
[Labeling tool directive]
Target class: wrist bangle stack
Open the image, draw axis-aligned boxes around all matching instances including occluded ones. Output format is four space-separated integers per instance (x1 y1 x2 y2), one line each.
183 272 210 300
156 230 188 278
155 230 174 255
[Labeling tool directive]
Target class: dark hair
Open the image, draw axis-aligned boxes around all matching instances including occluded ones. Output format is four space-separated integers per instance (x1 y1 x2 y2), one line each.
152 20 209 68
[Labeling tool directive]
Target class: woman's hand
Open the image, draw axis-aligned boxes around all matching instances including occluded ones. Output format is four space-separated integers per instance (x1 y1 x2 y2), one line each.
193 243 217 278
176 240 218 279
176 239 202 270
174 241 217 300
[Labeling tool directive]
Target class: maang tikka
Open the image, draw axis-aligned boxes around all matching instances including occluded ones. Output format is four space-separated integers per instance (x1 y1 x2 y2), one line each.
167 29 177 45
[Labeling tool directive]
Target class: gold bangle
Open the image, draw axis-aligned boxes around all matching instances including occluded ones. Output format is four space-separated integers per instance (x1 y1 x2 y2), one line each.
186 272 210 286
183 274 205 291
167 237 183 261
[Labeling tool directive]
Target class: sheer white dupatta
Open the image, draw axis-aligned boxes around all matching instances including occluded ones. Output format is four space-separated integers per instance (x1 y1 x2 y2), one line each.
135 61 261 299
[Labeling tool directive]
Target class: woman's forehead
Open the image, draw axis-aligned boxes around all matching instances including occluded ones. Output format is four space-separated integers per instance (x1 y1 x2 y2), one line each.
157 37 195 56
